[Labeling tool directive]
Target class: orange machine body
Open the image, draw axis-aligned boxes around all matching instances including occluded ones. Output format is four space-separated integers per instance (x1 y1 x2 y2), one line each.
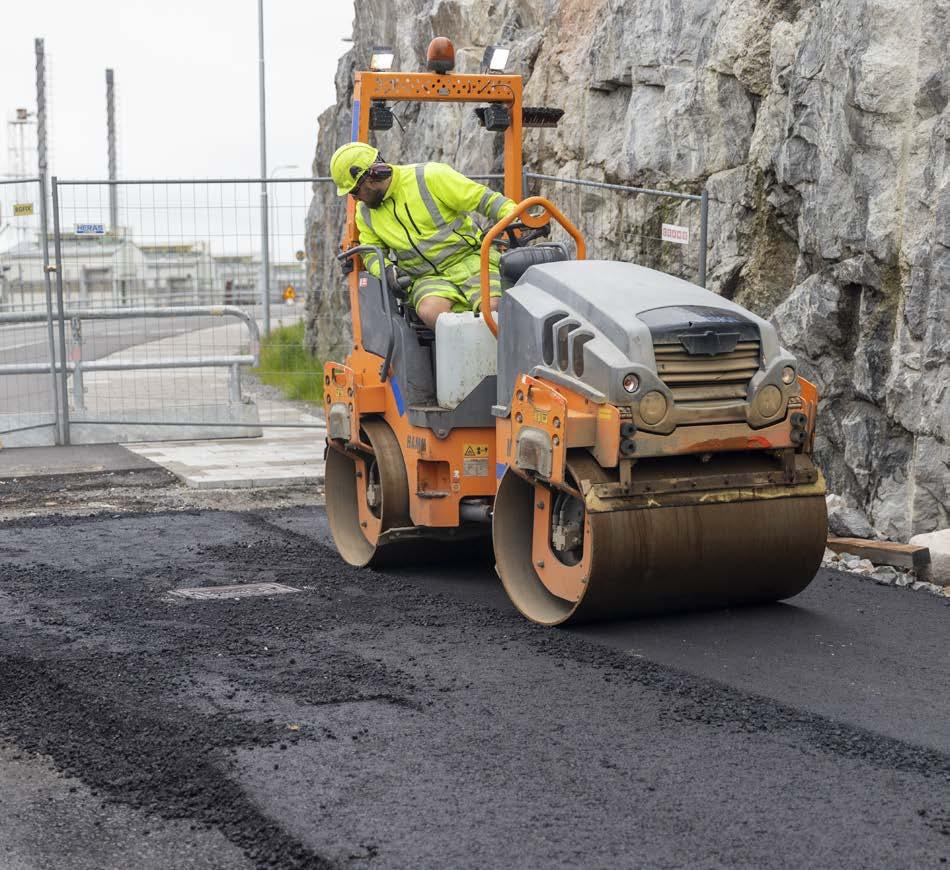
324 68 525 527
324 64 820 530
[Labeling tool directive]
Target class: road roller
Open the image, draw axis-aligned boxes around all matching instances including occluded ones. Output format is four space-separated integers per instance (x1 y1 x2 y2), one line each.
323 41 827 625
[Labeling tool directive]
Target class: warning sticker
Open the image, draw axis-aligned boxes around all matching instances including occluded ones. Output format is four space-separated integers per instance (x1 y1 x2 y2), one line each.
463 458 489 477
463 443 489 458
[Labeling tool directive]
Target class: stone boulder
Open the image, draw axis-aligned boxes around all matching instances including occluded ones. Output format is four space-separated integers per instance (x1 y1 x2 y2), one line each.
825 494 876 540
909 529 950 586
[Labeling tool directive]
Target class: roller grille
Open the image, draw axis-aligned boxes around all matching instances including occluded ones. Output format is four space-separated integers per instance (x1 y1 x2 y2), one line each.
653 340 761 404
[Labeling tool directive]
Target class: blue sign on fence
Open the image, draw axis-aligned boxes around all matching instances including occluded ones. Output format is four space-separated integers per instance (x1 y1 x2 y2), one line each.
75 223 106 235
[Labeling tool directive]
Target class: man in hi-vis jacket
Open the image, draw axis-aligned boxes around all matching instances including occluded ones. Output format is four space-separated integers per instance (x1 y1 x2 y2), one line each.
330 142 515 328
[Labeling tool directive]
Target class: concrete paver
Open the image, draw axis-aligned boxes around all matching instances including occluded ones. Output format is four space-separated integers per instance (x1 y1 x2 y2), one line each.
123 409 325 489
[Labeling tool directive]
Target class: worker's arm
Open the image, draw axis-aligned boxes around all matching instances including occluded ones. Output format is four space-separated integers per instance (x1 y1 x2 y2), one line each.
423 162 515 224
355 205 386 278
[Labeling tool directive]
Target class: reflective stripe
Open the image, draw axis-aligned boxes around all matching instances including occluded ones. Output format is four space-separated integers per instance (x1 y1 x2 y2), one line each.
477 190 493 213
409 277 462 308
420 238 476 268
486 194 510 221
415 165 447 228
359 202 374 231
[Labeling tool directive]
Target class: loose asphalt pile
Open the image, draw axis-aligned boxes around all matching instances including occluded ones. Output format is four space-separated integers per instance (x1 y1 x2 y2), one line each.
0 506 948 869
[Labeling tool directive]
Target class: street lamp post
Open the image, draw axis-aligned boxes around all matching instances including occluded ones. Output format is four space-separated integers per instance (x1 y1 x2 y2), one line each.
257 0 271 337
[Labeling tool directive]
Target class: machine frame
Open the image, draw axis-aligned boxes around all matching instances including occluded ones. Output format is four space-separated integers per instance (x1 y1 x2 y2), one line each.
323 56 826 624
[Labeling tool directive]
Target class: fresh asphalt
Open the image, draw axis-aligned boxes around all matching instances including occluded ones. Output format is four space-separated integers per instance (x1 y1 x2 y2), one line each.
0 505 947 869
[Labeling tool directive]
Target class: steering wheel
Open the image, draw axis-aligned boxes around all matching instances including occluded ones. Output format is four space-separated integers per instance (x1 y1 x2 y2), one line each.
499 221 552 249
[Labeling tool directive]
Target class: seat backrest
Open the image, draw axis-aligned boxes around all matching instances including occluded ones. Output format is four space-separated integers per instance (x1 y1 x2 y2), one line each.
499 244 569 284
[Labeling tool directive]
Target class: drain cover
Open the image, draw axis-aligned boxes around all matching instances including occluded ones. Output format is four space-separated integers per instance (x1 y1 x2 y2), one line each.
169 582 300 600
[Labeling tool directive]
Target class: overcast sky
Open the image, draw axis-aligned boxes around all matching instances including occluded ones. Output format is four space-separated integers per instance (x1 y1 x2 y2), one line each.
1 0 355 179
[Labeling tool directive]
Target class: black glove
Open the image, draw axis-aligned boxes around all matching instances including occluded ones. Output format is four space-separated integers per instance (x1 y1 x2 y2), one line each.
385 265 411 299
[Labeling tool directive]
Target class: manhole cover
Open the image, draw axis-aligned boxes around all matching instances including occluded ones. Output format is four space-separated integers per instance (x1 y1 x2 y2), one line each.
169 582 300 600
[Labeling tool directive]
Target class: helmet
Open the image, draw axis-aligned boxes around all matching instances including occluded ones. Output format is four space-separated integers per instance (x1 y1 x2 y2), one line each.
329 142 380 196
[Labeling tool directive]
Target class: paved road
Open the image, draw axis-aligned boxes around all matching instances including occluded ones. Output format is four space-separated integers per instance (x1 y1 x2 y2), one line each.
0 505 947 869
0 317 218 419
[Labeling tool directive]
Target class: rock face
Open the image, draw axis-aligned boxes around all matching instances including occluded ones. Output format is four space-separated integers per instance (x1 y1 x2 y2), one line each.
306 0 949 538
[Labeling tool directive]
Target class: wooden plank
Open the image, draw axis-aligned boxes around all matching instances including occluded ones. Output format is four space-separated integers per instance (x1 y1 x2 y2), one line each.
827 536 931 569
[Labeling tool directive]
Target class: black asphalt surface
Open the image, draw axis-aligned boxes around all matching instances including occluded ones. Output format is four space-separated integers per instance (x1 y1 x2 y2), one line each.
1 505 948 869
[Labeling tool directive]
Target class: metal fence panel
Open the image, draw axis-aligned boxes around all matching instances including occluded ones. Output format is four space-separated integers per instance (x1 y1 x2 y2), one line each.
2 170 711 447
44 177 329 441
0 176 61 445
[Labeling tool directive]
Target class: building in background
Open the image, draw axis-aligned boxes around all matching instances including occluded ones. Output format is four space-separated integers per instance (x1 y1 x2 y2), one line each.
1 230 305 311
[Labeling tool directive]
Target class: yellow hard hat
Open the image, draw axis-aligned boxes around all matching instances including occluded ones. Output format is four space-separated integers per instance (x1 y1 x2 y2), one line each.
329 142 380 196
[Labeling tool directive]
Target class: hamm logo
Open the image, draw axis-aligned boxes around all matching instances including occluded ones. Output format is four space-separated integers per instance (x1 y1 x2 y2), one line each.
407 434 427 453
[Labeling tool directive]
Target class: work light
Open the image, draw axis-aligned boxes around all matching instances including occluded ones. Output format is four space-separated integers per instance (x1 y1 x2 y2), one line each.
370 46 395 71
482 45 510 73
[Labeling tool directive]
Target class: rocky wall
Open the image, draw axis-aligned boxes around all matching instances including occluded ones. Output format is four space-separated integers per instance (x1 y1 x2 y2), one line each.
306 0 949 537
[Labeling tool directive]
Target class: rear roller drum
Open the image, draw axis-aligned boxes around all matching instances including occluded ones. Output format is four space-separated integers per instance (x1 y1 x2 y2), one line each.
493 451 828 626
325 417 421 567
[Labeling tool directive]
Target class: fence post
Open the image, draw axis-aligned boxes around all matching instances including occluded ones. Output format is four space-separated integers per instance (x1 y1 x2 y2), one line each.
228 363 242 404
698 188 709 288
35 38 62 445
37 176 62 446
50 177 72 445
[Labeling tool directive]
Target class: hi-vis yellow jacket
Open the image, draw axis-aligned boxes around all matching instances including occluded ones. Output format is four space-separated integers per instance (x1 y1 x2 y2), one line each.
356 162 515 279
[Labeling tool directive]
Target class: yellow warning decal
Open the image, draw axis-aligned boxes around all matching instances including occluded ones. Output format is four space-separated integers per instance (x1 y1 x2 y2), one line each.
463 443 489 458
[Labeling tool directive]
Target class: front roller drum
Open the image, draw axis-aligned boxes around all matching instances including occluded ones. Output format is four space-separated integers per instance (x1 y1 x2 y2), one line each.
325 417 421 567
493 452 828 626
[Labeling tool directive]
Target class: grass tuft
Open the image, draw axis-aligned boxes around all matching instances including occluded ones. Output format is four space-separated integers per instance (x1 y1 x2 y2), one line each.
251 321 324 404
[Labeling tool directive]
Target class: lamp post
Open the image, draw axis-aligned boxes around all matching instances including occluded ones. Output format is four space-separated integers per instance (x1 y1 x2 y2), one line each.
257 0 270 336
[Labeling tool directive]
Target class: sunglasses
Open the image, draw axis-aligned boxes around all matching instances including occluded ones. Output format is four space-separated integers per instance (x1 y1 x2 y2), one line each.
349 166 370 198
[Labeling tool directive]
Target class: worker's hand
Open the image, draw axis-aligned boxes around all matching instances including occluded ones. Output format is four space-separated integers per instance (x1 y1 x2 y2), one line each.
386 266 412 299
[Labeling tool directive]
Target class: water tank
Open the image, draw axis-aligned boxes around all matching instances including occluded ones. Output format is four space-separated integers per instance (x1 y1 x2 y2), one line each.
435 311 498 409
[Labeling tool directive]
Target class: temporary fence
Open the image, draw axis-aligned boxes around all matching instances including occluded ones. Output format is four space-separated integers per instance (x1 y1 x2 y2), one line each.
0 176 60 442
0 176 325 445
0 171 709 447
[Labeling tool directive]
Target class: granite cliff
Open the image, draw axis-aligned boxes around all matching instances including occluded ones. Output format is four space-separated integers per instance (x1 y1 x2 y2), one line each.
306 0 949 537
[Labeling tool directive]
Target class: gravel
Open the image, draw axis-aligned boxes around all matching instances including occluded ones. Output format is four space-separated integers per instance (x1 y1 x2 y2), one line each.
821 548 948 598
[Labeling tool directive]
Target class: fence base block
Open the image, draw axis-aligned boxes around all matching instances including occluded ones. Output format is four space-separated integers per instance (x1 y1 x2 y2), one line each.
0 417 59 448
65 402 263 445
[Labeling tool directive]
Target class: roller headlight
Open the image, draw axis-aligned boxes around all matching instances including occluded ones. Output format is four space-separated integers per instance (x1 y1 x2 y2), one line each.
639 391 668 425
756 385 783 418
622 373 640 393
781 366 796 385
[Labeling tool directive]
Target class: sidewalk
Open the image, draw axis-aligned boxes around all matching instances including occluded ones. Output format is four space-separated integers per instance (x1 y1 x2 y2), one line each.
123 406 326 489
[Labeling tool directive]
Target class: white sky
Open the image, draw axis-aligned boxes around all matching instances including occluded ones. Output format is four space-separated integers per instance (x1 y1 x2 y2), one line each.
1 0 355 179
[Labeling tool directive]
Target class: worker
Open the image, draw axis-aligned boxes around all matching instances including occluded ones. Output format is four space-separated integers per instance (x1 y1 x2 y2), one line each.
330 142 515 328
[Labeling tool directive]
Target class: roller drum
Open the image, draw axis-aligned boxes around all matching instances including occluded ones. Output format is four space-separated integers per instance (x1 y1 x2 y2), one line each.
493 451 828 626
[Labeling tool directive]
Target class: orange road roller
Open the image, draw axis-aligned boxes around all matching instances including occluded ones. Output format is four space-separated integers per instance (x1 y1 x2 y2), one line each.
323 43 827 625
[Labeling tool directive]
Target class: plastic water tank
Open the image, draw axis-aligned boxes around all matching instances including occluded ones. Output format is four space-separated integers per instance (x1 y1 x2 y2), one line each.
435 311 498 409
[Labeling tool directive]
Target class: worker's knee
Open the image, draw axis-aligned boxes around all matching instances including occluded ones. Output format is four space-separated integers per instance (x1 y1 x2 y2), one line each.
416 295 454 328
